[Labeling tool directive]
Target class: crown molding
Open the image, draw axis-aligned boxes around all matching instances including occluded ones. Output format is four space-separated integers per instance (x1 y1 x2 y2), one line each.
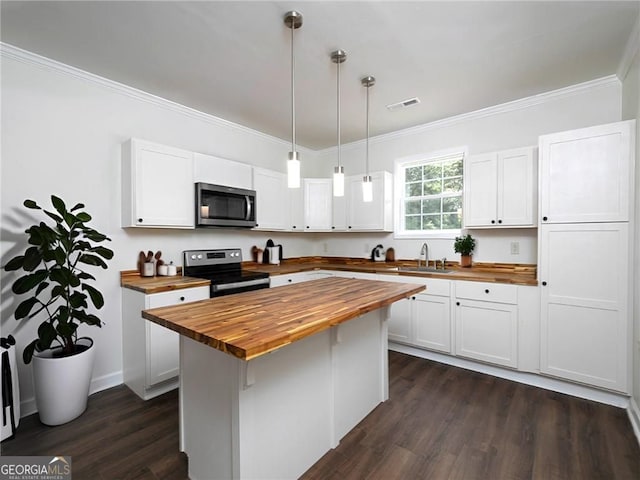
320 75 621 155
618 14 640 81
0 42 315 155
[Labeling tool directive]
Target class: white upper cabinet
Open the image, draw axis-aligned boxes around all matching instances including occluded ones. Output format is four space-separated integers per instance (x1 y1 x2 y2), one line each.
252 167 289 231
464 146 537 228
121 138 194 228
193 152 252 189
304 178 333 231
289 186 304 232
346 171 393 231
538 120 633 224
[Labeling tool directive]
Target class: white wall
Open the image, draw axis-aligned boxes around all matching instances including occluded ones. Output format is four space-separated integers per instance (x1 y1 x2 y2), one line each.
621 22 640 432
0 49 318 413
310 78 623 264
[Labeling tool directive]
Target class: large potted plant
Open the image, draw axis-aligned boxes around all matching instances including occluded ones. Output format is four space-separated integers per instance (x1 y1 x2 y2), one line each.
454 234 476 268
4 196 113 425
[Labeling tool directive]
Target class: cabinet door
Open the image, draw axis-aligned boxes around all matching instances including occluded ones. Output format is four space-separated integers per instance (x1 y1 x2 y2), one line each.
193 152 252 189
539 120 632 223
463 153 497 227
332 194 347 231
122 139 194 228
454 299 518 368
269 273 310 287
289 187 304 231
145 287 209 387
347 172 392 231
414 294 451 353
539 223 629 392
304 178 333 231
388 297 412 344
252 168 289 230
498 147 537 226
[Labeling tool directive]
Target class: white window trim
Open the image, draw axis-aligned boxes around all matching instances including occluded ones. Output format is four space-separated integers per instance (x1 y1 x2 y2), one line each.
393 146 468 239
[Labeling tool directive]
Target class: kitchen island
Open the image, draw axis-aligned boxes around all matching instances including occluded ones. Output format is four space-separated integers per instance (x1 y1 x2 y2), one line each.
142 277 425 480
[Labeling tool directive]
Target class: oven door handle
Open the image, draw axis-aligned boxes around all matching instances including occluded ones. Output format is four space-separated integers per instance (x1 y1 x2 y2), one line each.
212 277 270 292
245 196 252 221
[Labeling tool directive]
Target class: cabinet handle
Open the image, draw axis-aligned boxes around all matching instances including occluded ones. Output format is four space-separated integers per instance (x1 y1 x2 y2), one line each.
411 296 416 300
491 220 495 224
138 218 143 223
306 226 310 229
332 226 335 230
485 289 489 294
542 281 547 286
456 301 460 306
180 296 185 301
292 225 297 229
542 216 548 221
288 279 292 283
348 226 352 229
498 219 502 224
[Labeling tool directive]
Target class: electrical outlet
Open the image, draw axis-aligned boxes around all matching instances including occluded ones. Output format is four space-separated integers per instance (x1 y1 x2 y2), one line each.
510 241 520 255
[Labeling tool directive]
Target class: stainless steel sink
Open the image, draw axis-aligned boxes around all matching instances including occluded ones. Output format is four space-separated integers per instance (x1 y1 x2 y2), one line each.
397 266 454 274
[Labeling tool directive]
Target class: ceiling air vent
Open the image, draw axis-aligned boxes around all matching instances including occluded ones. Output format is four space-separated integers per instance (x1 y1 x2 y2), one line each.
386 97 421 111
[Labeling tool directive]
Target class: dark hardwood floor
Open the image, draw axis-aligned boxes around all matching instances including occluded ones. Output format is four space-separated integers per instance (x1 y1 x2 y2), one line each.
2 351 639 479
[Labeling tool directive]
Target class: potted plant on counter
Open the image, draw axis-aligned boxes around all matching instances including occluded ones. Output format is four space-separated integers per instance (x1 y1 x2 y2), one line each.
454 234 475 268
4 196 113 425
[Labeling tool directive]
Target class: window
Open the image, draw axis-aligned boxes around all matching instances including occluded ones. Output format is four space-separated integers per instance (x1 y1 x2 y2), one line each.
396 152 464 236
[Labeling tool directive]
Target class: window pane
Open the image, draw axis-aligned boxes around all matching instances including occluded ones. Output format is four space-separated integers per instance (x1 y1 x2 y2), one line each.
442 196 462 213
422 198 441 214
422 215 441 230
405 166 422 182
405 200 421 214
423 163 441 180
423 179 442 195
443 177 463 193
406 182 422 197
442 213 461 229
405 215 421 230
443 159 463 177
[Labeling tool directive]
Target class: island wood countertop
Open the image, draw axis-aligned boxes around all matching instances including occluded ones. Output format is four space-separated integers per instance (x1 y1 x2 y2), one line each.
142 277 425 360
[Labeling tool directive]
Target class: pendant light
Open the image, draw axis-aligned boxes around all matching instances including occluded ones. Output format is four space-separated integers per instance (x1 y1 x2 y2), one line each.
331 50 347 197
284 11 303 188
361 75 375 202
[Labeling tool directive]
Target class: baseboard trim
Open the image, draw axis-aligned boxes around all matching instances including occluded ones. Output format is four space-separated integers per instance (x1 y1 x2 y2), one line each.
20 371 124 418
389 343 630 408
628 397 640 447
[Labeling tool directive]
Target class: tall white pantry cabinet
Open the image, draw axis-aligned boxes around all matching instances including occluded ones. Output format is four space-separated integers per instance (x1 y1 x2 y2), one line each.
538 120 635 393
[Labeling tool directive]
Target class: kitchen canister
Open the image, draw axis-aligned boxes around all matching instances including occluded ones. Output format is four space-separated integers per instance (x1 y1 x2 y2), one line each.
142 262 155 277
167 262 177 276
157 264 169 276
267 246 280 265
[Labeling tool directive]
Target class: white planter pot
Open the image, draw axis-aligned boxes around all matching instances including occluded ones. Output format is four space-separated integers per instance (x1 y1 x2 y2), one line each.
32 337 95 426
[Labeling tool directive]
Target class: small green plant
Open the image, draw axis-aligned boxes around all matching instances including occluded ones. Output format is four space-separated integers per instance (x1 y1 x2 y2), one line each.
454 234 476 256
4 196 114 363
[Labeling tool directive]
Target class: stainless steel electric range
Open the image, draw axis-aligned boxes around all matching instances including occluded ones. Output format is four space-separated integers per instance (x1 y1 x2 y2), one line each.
182 248 270 297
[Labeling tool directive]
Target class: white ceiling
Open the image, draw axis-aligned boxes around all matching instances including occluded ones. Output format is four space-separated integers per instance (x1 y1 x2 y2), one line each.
1 1 638 150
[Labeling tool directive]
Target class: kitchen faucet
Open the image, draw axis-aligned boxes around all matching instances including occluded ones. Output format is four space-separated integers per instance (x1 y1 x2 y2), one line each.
419 242 429 268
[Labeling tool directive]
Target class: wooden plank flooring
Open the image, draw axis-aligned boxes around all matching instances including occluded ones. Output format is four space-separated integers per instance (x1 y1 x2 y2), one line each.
2 351 639 479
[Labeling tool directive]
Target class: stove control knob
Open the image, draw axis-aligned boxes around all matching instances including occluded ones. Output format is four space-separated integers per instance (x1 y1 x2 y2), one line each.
197 254 203 259
191 254 196 260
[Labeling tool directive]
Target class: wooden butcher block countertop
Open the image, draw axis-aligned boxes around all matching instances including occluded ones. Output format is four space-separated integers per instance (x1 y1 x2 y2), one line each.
142 277 425 361
120 270 210 294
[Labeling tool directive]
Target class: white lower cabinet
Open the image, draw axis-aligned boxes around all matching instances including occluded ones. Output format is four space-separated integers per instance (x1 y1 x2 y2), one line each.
454 281 518 368
386 276 452 354
122 286 209 400
269 272 310 287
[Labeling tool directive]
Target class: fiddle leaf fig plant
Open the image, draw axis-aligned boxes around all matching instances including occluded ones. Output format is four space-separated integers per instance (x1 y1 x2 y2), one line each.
454 234 476 256
4 196 114 364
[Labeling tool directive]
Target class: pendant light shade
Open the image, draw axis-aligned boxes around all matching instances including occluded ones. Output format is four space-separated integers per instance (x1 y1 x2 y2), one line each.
331 50 347 197
362 76 375 202
284 11 303 189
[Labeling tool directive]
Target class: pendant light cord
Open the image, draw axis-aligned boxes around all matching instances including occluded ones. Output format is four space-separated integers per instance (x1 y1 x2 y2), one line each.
291 22 296 152
337 59 341 168
365 82 370 176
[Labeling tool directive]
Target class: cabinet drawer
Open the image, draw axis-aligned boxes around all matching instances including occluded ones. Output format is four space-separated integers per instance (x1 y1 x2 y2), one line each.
147 286 209 308
455 281 517 304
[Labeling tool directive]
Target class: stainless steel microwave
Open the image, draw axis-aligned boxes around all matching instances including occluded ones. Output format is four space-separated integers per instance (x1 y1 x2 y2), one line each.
195 182 257 228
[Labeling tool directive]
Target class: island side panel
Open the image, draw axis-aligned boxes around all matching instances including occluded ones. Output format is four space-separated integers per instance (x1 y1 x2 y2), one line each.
237 330 333 480
180 336 240 480
332 307 388 444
